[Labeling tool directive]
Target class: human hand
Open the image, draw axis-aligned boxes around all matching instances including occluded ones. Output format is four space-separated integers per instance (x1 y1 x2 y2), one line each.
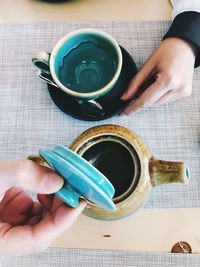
0 160 86 256
121 37 196 115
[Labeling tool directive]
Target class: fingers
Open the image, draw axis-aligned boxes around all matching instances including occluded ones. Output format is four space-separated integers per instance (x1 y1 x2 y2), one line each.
0 200 86 256
26 215 41 226
50 195 65 213
32 199 86 245
120 37 194 115
37 194 64 214
0 188 33 225
0 199 86 256
150 84 192 107
122 78 168 115
121 58 155 101
1 189 33 214
37 194 54 211
0 160 64 195
150 91 178 107
0 187 23 208
31 202 43 216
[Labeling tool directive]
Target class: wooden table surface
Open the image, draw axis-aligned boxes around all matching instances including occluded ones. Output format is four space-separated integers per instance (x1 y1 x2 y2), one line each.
2 0 200 254
0 0 171 22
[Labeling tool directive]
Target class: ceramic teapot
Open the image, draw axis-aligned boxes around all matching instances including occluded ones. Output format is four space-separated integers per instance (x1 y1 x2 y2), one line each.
28 125 189 220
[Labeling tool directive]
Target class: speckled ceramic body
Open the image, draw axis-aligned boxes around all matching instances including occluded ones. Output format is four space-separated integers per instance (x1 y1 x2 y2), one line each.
69 125 189 220
28 124 189 221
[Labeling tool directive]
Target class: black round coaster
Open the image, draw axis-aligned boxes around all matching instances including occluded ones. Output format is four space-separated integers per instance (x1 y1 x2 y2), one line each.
47 46 137 121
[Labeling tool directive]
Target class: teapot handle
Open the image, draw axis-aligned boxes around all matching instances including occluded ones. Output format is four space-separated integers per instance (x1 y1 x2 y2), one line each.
149 158 189 187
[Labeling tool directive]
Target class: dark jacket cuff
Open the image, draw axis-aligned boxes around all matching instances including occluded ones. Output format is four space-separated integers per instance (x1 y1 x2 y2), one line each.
163 11 200 67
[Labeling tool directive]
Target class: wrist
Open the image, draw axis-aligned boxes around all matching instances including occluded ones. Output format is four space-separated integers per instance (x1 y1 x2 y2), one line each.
162 37 196 65
163 11 200 67
164 37 196 58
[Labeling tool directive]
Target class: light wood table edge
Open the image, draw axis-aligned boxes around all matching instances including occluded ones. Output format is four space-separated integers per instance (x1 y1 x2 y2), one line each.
50 208 200 253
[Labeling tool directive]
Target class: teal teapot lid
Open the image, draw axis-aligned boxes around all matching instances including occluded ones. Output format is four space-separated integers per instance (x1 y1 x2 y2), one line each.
39 146 116 211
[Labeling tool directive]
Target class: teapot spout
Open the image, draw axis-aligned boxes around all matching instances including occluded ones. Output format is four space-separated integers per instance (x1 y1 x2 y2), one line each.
149 158 189 187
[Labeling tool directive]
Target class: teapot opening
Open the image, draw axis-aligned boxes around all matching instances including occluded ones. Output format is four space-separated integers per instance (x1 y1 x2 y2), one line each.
78 135 141 203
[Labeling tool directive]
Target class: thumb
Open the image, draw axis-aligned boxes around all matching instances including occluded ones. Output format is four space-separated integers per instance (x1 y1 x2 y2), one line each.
0 159 64 194
121 59 155 100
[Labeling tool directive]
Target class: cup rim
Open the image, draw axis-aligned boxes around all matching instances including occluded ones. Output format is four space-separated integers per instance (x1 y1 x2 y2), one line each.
49 28 123 99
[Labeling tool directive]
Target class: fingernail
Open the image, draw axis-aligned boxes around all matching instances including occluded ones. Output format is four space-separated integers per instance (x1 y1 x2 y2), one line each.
121 109 132 116
120 93 127 100
120 112 127 116
43 172 64 192
79 199 87 209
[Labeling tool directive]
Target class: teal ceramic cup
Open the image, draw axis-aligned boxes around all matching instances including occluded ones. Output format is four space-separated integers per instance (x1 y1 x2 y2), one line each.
32 28 122 100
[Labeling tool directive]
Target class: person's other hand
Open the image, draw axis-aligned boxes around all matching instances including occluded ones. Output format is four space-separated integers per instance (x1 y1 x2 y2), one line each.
0 160 86 256
121 37 196 115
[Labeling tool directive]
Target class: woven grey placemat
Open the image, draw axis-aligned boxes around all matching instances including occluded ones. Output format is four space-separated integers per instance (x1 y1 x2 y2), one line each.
0 21 199 210
1 248 200 267
0 21 200 265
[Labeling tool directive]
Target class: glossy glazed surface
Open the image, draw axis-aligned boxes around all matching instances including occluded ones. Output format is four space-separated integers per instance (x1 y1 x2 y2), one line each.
39 146 116 211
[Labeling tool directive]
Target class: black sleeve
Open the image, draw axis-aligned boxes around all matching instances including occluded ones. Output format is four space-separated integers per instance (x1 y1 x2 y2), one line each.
163 11 200 67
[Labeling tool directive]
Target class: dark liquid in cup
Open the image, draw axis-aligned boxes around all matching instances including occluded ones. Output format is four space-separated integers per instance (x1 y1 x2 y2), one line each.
59 41 117 93
82 140 135 198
